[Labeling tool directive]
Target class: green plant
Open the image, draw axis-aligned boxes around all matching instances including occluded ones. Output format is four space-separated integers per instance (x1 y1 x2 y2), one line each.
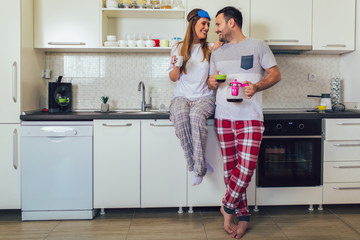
101 96 109 104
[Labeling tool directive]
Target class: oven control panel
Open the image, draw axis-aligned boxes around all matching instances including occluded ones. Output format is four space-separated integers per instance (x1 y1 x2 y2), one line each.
264 119 322 136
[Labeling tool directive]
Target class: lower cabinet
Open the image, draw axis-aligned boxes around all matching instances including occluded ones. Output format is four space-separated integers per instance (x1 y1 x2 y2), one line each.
94 120 141 208
323 118 360 204
0 124 20 209
141 120 187 208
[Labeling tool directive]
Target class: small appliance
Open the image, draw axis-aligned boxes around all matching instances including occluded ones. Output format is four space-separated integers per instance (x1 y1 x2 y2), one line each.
48 76 72 112
307 93 332 110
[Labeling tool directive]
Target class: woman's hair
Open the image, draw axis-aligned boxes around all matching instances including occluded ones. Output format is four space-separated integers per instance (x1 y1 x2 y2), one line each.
178 8 211 74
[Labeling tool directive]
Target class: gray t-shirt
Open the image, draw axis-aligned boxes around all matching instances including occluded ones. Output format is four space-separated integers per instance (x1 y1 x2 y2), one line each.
209 38 277 121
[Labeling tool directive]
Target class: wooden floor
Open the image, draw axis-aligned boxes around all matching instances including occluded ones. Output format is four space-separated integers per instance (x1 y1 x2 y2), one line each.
0 205 360 240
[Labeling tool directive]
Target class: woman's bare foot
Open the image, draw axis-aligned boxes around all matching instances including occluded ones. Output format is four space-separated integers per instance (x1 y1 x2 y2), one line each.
220 206 237 234
234 221 250 239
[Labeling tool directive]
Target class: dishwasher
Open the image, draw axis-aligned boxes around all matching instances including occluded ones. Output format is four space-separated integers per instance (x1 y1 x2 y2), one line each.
21 121 94 221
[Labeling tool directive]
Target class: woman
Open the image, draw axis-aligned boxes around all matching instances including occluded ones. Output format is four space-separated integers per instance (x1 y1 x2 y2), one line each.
169 8 217 186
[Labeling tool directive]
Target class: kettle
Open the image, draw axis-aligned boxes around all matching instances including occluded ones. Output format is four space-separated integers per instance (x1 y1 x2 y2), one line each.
307 93 332 110
227 79 248 102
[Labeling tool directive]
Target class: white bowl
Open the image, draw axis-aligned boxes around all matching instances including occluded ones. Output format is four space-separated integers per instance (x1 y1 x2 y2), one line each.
107 35 117 41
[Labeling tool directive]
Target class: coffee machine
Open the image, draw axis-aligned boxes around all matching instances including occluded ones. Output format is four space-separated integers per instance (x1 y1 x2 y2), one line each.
48 76 72 112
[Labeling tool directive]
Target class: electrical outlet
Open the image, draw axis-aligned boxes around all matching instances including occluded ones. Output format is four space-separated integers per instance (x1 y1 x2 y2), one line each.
45 69 51 79
308 73 316 81
41 69 46 78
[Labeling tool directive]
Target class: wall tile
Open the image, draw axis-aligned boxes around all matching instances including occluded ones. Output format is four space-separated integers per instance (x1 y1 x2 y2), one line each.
45 52 341 110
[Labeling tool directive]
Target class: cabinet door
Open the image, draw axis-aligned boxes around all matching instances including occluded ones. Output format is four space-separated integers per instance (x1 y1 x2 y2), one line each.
141 120 187 207
94 120 140 208
187 0 250 44
0 124 20 209
250 0 312 46
313 0 355 53
34 0 100 48
0 0 20 123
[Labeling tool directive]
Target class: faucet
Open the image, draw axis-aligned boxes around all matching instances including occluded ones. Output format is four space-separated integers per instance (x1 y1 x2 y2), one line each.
138 81 152 111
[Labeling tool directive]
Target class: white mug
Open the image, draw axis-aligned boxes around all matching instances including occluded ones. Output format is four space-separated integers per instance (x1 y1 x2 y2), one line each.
128 40 136 48
175 56 183 67
136 40 145 47
118 40 127 47
145 40 155 47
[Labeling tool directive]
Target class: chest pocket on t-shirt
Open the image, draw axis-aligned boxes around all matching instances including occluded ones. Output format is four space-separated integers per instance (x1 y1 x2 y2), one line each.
240 55 254 70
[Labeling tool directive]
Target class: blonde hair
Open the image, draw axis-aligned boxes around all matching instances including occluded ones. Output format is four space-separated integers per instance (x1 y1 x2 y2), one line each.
179 8 211 74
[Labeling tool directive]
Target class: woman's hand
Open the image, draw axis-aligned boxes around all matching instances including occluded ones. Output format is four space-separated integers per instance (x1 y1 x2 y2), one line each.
211 41 224 51
171 55 181 68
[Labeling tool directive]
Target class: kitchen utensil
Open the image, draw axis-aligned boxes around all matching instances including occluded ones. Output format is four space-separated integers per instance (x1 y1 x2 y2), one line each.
106 0 118 8
160 39 169 47
226 79 248 102
107 35 116 41
174 56 183 67
307 94 332 110
317 105 326 113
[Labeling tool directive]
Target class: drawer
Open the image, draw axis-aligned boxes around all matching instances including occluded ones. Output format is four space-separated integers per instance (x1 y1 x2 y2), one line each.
324 119 360 140
323 183 360 204
324 140 360 161
324 161 360 182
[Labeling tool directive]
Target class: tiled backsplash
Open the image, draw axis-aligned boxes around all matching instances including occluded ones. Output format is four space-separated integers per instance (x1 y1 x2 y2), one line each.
45 52 341 110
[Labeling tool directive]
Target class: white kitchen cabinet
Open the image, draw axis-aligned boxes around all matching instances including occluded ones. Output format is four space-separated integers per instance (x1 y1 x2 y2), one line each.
34 0 100 49
186 0 250 44
312 0 355 54
0 125 20 209
0 0 43 209
141 120 187 207
323 118 360 204
94 120 141 208
101 3 186 52
250 0 312 47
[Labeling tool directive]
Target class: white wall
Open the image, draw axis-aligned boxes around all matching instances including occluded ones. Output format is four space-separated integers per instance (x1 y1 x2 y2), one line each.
341 0 359 103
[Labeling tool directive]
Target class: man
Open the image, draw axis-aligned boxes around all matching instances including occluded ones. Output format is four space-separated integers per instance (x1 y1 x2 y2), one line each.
207 6 281 239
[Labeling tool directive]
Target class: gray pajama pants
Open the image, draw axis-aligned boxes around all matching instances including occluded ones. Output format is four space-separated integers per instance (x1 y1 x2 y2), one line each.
169 96 215 177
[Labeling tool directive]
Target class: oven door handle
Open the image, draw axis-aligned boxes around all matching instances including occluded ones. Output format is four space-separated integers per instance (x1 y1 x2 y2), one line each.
333 187 360 190
333 165 360 169
263 136 321 139
333 143 360 147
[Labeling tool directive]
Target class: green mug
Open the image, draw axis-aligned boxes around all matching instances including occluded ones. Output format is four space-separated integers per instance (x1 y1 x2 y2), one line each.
57 98 69 103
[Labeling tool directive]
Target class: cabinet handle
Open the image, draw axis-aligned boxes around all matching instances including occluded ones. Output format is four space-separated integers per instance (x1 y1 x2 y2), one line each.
333 143 360 147
48 42 86 45
13 128 18 170
150 123 174 127
102 123 132 127
265 39 299 43
333 165 360 169
333 187 360 190
12 61 17 103
322 44 346 48
336 122 360 125
263 135 321 139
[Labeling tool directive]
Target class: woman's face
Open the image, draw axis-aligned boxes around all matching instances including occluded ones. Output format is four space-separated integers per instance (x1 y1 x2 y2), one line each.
193 17 210 42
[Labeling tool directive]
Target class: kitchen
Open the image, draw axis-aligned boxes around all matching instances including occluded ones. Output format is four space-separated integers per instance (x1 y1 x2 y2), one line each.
1 0 360 239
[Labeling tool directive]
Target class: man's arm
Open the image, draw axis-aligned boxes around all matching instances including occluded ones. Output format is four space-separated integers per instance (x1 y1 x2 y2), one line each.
243 65 281 99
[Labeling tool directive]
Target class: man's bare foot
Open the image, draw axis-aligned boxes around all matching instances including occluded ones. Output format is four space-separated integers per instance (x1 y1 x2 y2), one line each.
234 221 250 239
220 206 237 234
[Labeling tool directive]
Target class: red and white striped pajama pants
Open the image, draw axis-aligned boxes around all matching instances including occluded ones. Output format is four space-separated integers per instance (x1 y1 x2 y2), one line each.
215 118 264 218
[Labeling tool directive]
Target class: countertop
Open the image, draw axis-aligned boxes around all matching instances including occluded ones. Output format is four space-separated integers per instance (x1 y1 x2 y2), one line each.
20 108 360 121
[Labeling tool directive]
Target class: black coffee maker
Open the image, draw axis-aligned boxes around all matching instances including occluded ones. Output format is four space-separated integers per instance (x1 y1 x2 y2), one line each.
48 76 72 113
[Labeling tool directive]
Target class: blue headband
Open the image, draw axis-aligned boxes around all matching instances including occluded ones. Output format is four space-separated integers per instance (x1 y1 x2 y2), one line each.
198 10 211 21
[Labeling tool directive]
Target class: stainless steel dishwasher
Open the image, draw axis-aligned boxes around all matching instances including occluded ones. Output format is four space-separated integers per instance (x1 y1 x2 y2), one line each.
21 121 94 221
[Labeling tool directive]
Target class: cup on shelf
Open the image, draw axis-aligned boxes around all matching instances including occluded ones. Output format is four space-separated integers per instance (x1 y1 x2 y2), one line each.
107 35 117 41
118 40 128 47
145 39 155 47
152 39 160 47
128 40 136 47
160 39 169 47
136 40 146 47
106 0 118 8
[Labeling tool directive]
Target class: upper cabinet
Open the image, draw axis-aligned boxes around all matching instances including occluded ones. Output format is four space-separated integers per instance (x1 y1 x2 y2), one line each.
187 0 250 44
250 0 312 47
34 0 100 49
312 0 355 54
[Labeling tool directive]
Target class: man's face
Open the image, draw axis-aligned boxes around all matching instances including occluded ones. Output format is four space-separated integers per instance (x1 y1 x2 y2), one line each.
215 13 229 42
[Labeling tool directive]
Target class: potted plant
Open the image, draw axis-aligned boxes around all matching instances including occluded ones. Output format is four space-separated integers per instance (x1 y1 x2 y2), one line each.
101 96 109 112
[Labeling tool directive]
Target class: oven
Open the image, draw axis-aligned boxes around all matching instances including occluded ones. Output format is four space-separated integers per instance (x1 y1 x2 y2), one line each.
257 118 322 187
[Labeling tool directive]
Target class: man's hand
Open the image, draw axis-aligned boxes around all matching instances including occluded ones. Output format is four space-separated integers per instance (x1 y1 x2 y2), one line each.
207 71 220 90
243 81 257 99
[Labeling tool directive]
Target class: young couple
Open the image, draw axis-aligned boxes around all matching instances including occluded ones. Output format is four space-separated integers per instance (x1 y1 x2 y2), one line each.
168 6 281 239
